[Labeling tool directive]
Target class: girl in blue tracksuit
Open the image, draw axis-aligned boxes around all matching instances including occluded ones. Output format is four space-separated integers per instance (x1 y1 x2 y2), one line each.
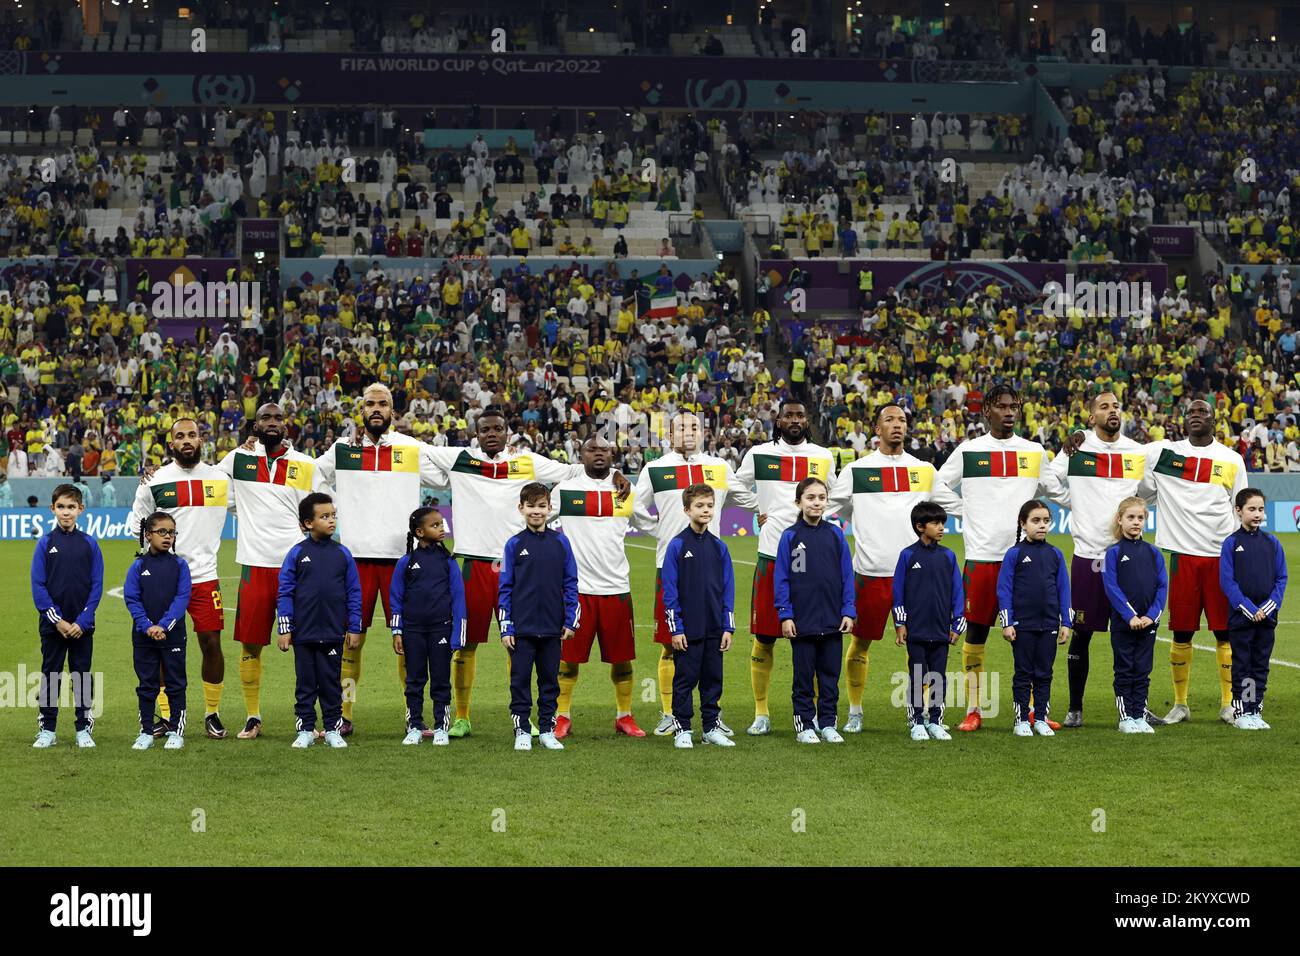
997 500 1072 738
123 511 192 750
773 477 856 743
1219 488 1287 730
390 507 466 745
1102 496 1167 734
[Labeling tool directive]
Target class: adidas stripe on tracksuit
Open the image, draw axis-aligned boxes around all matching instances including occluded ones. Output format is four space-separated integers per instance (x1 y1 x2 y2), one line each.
124 551 192 736
30 526 104 734
996 539 1072 723
891 541 966 726
1101 537 1167 721
1219 527 1288 718
390 542 466 733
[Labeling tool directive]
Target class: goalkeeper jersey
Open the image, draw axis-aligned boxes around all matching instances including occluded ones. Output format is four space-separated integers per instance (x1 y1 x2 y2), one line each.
216 441 324 569
632 451 757 568
551 471 654 594
1138 438 1247 558
129 460 231 583
831 449 963 577
735 439 838 560
935 432 1047 563
422 446 583 562
1040 431 1148 561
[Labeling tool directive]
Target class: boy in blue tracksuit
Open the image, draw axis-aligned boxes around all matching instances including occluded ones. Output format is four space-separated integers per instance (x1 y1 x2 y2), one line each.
124 511 192 750
997 500 1073 738
390 506 466 746
1219 488 1287 730
30 484 104 749
892 501 965 741
661 482 736 749
277 493 362 749
1102 497 1167 734
498 482 579 752
774 476 855 744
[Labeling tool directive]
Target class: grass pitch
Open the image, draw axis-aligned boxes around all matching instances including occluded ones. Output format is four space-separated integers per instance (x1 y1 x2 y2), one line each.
1 533 1297 866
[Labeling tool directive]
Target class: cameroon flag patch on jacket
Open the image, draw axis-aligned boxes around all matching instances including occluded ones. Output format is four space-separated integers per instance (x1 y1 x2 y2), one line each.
1153 448 1235 488
335 444 420 473
233 452 315 489
647 463 728 492
151 479 229 508
851 465 934 493
961 450 1042 478
450 450 537 480
1067 452 1145 480
558 490 634 518
752 454 831 482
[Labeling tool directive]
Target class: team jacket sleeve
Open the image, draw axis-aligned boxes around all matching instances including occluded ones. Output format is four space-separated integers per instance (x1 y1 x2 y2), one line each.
1101 546 1137 619
342 547 363 633
661 539 684 636
388 554 410 634
719 538 736 632
838 525 856 619
418 441 452 490
127 479 154 537
1055 547 1073 627
527 452 576 485
496 538 516 638
314 440 338 490
734 448 756 494
1262 535 1288 620
1148 546 1168 622
1135 442 1161 505
1038 450 1072 510
1219 535 1260 619
30 535 62 624
773 528 794 622
449 556 467 650
936 443 964 498
891 548 909 628
561 535 580 631
123 560 152 632
828 468 854 521
76 541 105 630
725 461 758 512
277 544 300 634
928 470 964 517
214 448 236 478
160 560 192 633
631 466 659 531
949 551 967 634
996 544 1018 628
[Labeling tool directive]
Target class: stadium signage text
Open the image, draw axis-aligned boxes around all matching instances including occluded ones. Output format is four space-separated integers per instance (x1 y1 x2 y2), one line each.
338 56 603 76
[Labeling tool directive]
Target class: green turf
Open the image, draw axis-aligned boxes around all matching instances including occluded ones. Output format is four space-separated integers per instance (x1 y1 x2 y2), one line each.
1 532 1297 866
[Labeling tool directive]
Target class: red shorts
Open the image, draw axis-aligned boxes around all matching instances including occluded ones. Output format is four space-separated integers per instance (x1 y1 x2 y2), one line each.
653 568 672 646
463 557 499 645
233 565 279 646
564 593 636 664
356 558 396 631
853 574 893 641
962 560 1002 628
1167 552 1229 632
750 556 782 639
188 578 225 633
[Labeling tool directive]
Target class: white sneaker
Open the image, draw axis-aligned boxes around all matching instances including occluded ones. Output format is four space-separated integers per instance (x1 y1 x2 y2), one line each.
819 726 844 743
402 728 423 745
1033 720 1055 737
909 723 930 741
702 728 735 746
1136 720 1156 734
1163 703 1190 724
538 732 564 750
925 722 952 741
843 713 864 733
164 732 184 750
715 715 735 737
1012 720 1033 737
132 733 154 750
1234 713 1261 730
514 732 532 751
75 729 96 748
1219 705 1236 725
1256 715 1272 730
323 730 347 748
747 714 771 735
431 729 450 745
652 713 676 736
674 729 694 748
795 729 820 744
291 730 315 748
1117 718 1141 734
32 730 57 749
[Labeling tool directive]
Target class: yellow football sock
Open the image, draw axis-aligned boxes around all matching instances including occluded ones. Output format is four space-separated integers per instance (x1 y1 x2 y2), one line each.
341 647 361 721
397 653 407 689
453 646 477 720
750 638 774 717
845 637 870 710
203 681 223 716
239 652 262 718
1170 641 1192 706
558 662 580 716
158 687 170 721
611 661 634 716
657 647 674 714
962 641 986 710
1216 640 1233 708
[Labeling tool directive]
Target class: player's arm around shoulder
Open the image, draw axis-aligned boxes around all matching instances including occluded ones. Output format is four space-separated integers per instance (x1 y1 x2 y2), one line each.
340 544 363 646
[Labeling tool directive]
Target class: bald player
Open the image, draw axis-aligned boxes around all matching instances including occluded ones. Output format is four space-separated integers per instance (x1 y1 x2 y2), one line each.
633 412 756 735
